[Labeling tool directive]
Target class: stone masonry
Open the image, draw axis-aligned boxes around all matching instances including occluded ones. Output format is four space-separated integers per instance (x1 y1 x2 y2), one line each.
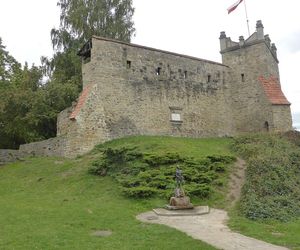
17 20 292 158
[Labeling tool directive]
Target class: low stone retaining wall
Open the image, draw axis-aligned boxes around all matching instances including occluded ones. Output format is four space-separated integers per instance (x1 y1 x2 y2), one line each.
0 137 67 165
0 149 28 165
19 137 67 157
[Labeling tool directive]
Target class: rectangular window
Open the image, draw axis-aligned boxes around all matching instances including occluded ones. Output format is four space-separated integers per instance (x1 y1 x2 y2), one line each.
207 74 211 83
126 60 131 69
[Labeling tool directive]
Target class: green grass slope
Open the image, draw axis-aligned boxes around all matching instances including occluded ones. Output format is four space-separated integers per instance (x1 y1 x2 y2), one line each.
1 134 299 250
0 136 232 250
229 133 300 249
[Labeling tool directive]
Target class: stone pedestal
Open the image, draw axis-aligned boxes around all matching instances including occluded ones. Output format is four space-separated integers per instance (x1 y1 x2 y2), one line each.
166 196 194 210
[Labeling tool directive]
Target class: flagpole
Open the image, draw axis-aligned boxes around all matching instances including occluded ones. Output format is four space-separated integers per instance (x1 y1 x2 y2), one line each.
243 0 250 36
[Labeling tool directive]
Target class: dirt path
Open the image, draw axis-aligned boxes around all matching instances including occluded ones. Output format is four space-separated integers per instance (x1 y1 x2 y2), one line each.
137 208 289 250
226 158 247 207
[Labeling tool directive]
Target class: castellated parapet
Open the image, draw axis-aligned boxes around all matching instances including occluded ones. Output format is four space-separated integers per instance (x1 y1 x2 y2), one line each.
19 20 292 158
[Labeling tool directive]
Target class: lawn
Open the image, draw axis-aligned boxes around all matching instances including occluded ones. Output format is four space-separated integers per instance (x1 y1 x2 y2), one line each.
0 136 231 250
1 135 299 249
229 210 300 250
93 135 233 159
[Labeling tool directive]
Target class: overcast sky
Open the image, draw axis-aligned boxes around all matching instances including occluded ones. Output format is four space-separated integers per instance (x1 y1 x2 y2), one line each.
0 0 299 126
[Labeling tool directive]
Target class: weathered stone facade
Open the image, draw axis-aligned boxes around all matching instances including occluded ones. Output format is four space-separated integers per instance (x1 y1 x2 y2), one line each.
15 20 292 158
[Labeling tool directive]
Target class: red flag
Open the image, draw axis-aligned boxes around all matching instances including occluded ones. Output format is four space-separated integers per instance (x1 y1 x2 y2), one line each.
227 0 243 14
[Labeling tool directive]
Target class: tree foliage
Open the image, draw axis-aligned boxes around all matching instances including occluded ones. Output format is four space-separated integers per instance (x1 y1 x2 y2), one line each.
0 39 44 148
43 0 135 83
0 0 135 149
52 0 135 51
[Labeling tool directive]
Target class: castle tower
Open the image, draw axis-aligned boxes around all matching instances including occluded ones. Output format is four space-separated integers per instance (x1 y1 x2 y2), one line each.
219 20 292 132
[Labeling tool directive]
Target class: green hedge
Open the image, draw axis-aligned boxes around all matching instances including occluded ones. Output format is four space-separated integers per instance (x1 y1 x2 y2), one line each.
89 146 236 200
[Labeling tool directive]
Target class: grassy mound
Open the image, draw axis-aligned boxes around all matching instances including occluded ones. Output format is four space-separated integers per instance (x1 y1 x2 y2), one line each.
0 136 234 250
88 136 235 204
232 133 300 222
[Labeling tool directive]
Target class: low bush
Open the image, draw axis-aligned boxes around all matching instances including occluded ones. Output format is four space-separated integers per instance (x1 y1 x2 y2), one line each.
89 146 236 200
122 186 158 198
280 130 300 147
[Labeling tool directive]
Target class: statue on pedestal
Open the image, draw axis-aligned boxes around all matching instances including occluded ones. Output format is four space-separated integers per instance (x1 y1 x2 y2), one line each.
166 167 194 210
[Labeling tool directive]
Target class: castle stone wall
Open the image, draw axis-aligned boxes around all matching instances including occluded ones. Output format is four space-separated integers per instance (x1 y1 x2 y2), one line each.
77 38 235 142
57 106 73 136
272 105 293 131
12 21 292 159
0 149 28 165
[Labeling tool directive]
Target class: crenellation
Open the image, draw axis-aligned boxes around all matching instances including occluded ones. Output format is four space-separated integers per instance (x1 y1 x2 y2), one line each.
256 20 264 40
239 36 245 47
264 34 271 47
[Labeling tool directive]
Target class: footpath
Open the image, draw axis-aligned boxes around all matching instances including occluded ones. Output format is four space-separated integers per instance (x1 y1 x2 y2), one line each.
137 208 289 250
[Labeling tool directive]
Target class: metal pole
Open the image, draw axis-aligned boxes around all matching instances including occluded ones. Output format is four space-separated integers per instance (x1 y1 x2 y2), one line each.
243 0 250 36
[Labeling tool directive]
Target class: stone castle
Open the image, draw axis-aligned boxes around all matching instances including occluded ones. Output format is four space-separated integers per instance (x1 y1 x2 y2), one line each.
18 20 292 158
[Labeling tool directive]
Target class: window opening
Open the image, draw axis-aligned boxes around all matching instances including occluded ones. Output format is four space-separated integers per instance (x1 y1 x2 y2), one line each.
156 67 161 75
207 74 211 83
264 121 269 132
241 73 245 82
184 71 188 79
126 60 131 69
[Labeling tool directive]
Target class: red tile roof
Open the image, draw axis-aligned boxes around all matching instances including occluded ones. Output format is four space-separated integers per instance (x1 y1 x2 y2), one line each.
69 84 94 120
259 76 290 105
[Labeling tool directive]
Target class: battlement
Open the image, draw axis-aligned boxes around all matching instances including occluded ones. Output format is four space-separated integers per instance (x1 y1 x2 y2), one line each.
219 20 278 62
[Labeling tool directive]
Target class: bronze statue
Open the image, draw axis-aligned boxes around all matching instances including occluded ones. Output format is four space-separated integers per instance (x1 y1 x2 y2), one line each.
167 167 193 209
175 167 184 188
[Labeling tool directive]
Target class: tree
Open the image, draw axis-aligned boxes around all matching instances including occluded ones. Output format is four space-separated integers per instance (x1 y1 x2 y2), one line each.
0 38 45 148
0 38 22 84
52 0 135 51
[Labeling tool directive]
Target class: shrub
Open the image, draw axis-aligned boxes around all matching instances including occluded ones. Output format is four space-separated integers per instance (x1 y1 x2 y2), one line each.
122 187 157 198
207 155 236 164
89 146 234 200
185 183 211 198
88 160 108 176
232 134 300 222
143 152 184 166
